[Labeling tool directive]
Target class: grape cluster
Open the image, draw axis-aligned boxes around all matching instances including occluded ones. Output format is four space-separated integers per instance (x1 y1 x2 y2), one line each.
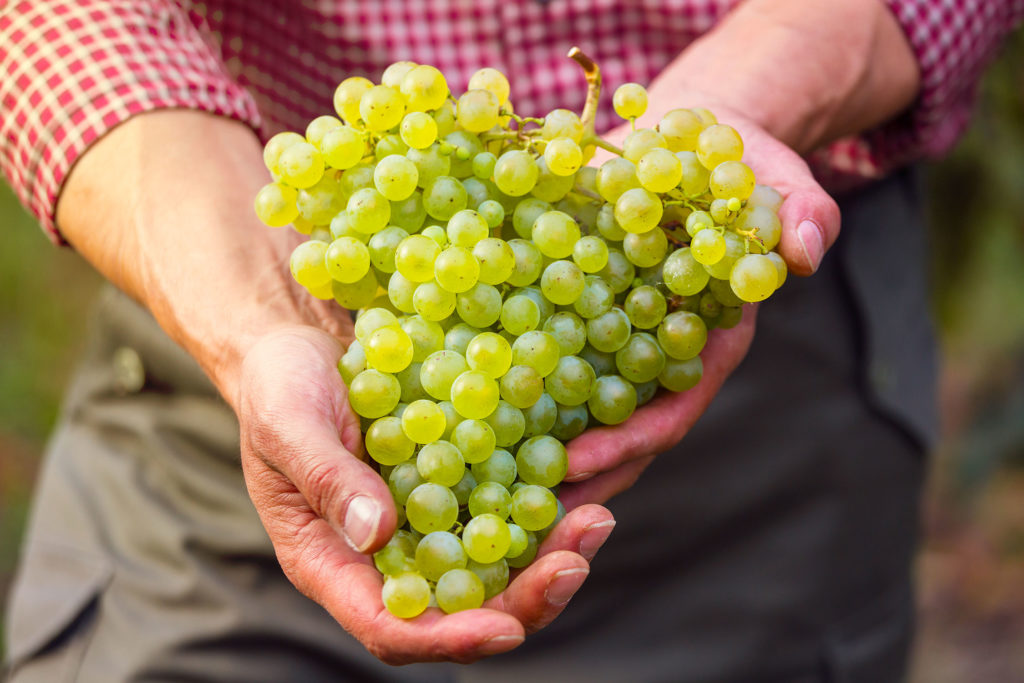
254 53 787 619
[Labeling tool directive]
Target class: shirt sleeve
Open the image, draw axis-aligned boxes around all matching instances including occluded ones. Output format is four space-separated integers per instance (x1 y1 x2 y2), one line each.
0 1 262 243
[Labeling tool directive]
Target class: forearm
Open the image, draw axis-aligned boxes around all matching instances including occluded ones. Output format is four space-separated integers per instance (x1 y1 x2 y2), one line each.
651 0 920 153
55 110 346 408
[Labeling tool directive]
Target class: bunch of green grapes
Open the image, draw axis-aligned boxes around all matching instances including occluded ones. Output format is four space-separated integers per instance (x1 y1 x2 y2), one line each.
254 52 787 619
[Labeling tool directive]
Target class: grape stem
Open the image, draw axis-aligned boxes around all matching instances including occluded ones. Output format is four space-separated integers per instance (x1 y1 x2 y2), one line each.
567 46 626 158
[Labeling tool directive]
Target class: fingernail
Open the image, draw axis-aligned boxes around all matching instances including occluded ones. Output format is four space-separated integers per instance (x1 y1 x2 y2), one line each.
342 496 381 553
480 634 524 656
563 471 593 483
545 567 589 606
578 520 616 560
797 219 824 273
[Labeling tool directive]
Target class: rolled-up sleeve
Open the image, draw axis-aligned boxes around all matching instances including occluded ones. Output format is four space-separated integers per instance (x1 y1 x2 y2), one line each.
0 1 261 242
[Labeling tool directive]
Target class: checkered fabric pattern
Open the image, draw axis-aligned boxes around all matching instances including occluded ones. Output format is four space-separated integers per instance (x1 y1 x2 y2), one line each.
1 0 1021 241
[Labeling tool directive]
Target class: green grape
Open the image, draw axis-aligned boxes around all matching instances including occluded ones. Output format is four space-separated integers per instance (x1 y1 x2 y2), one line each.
396 362 429 403
465 332 512 379
623 228 668 268
467 558 509 600
658 311 708 360
355 308 399 343
374 534 414 576
451 370 500 420
636 148 683 193
691 228 727 265
413 281 457 321
730 253 778 302
696 123 743 170
365 325 415 373
540 108 584 142
304 115 343 150
456 283 502 328
382 61 418 89
434 246 480 294
317 123 363 172
709 160 756 201
295 180 343 226
704 231 746 280
324 237 369 284
506 239 544 287
543 312 587 356
594 203 626 242
543 137 582 176
517 286 555 327
461 177 491 210
487 401 527 447
512 198 552 240
659 356 703 392
581 344 617 377
438 400 463 440
500 295 540 336
747 184 784 212
373 155 419 202
598 249 636 294
382 572 430 619
359 85 405 132
406 482 459 534
497 365 542 409
395 234 441 282
614 188 663 234
510 485 558 531
624 286 668 330
573 276 614 319
531 156 576 203
446 210 488 248
456 89 500 132
540 260 585 306
421 225 448 248
572 236 609 273
452 468 478 507
622 128 667 163
709 277 746 307
452 419 497 465
658 108 705 152
375 133 410 160
468 481 512 520
338 162 375 197
544 355 596 406
506 530 539 568
414 530 467 582
471 448 517 488
531 211 580 259
472 151 498 180
588 375 638 425
462 514 512 564
399 64 448 112
329 213 363 242
347 187 391 234
699 291 723 320
663 247 710 296
444 130 485 177
586 308 632 353
278 141 325 189
473 238 515 285
596 157 640 204
254 182 299 227
333 77 373 124
263 131 305 176
401 399 447 444
734 205 783 252
338 341 366 385
468 67 510 105
615 333 666 383
511 331 561 378
289 240 331 289
400 111 438 149
444 323 479 356
362 227 403 273
493 150 539 197
388 271 417 313
477 199 504 228
613 82 648 119
717 305 744 329
416 440 466 487
522 392 557 438
348 369 401 418
432 100 457 138
435 568 485 613
635 379 659 406
365 416 415 466
422 176 468 222
390 191 427 233
766 251 787 288
676 151 711 197
550 402 589 440
420 349 469 401
332 269 378 309
407 145 452 188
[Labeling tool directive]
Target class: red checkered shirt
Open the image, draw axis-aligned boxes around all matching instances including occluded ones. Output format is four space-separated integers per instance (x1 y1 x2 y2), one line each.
1 0 1022 241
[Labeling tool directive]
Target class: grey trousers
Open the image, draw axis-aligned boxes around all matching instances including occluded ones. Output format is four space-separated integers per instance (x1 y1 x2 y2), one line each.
3 170 936 683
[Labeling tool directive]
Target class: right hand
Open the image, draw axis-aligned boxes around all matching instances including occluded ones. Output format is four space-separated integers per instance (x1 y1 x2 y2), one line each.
238 326 615 664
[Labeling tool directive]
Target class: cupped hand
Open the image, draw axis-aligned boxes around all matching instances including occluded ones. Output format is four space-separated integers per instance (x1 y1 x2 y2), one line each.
563 103 840 510
238 326 614 664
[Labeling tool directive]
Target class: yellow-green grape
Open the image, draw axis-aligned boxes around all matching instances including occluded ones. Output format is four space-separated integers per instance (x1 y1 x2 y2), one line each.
435 568 485 613
598 248 636 294
510 484 558 531
747 184 784 212
469 481 512 519
325 236 370 283
338 341 366 384
509 197 548 239
414 530 466 582
522 393 557 438
676 151 711 197
413 280 457 321
462 514 511 564
434 246 480 293
305 115 343 149
373 155 419 202
596 157 640 203
263 131 304 177
511 331 561 377
451 370 500 419
468 67 511 106
614 188 663 234
401 399 447 444
452 419 497 464
382 572 430 619
367 227 405 273
588 375 637 425
730 253 778 302
433 100 457 137
332 269 378 309
477 199 504 229
389 462 425 507
354 308 397 343
692 107 718 126
377 133 411 160
374 532 416 576
421 225 448 248
572 235 609 273
636 148 683 193
484 401 526 447
663 247 710 295
446 210 488 248
766 251 788 288
422 176 468 221
473 238 515 285
366 325 415 373
685 210 715 237
658 108 705 152
622 128 667 163
254 182 298 227
544 311 588 356
594 205 625 243
659 356 703 392
613 82 648 120
348 369 401 418
452 468 478 508
456 89 500 133
295 176 343 225
543 137 582 177
493 150 539 197
359 85 406 132
365 416 415 466
709 160 756 201
347 187 392 234
400 111 438 150
407 145 452 188
446 323 480 358
545 355 596 406
466 332 512 379
541 260 585 306
289 240 331 289
500 295 540 336
499 365 544 409
400 64 449 112
506 529 538 567
697 124 744 170
456 283 502 328
531 210 581 259
531 156 576 204
690 228 726 266
321 126 367 170
615 332 666 384
515 434 567 488
586 308 632 353
401 315 445 362
388 271 417 313
657 311 708 360
623 228 668 268
334 76 373 124
338 161 375 194
507 239 543 288
472 448 517 488
420 350 469 401
540 109 584 143
278 141 325 189
416 441 466 487
396 234 441 283
382 60 418 88
291 215 316 235
704 231 747 280
472 152 498 180
406 482 459 534
734 205 783 252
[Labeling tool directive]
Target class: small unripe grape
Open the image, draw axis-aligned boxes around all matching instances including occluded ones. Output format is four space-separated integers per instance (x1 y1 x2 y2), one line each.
613 82 648 119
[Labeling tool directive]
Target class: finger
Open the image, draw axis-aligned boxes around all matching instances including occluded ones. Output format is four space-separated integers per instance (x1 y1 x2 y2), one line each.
487 550 590 634
244 459 525 665
240 326 395 554
559 456 655 510
535 503 615 561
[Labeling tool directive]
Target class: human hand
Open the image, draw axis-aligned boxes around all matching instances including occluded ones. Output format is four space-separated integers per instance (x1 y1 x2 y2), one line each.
238 326 615 664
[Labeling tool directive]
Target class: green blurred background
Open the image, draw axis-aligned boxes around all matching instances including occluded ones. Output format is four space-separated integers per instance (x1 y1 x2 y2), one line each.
2 36 1023 680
